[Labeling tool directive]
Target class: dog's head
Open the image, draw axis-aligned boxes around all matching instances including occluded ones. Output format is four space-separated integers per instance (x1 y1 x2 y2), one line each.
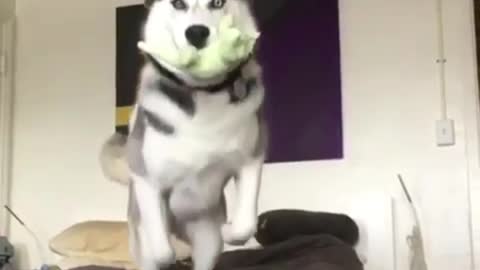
143 0 258 84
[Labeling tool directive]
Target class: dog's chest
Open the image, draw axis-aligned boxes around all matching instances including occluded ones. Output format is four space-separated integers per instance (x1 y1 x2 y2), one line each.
142 91 259 172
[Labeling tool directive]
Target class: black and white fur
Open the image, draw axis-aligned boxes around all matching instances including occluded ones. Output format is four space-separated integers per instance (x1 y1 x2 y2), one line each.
100 1 267 270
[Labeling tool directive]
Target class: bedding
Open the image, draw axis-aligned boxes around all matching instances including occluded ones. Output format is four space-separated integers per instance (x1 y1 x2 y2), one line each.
255 209 359 246
66 210 363 270
69 234 362 270
50 221 190 270
216 234 363 270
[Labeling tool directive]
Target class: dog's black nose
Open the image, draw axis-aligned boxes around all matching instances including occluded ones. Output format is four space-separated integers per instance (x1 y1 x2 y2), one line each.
185 25 210 49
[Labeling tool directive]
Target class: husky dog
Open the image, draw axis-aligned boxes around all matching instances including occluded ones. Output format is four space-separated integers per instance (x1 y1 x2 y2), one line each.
100 1 267 270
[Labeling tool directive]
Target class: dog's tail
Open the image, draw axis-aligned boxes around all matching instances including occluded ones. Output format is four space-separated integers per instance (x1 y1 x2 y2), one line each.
99 132 130 185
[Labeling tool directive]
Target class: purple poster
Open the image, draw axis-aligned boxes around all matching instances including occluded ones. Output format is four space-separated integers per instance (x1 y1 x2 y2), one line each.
258 0 343 162
115 0 343 164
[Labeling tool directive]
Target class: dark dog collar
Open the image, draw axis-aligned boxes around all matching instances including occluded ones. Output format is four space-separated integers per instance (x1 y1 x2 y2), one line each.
146 53 252 93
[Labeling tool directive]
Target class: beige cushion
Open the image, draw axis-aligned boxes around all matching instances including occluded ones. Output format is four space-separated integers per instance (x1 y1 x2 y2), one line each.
56 257 137 270
50 221 191 267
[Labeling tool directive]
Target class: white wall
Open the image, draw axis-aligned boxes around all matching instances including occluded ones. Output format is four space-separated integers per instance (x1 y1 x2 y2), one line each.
11 0 124 267
9 0 478 269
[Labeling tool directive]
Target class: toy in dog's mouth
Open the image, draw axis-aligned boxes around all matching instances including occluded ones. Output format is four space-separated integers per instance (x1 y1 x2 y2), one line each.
138 15 260 80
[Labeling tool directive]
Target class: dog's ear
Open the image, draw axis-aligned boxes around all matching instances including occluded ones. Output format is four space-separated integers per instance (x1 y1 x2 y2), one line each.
249 0 288 30
144 0 156 8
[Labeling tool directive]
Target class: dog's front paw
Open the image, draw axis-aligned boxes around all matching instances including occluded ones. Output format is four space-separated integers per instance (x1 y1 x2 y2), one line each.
222 218 257 246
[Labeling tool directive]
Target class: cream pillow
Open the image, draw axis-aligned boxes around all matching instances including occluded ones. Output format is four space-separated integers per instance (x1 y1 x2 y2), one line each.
50 221 191 268
56 257 137 270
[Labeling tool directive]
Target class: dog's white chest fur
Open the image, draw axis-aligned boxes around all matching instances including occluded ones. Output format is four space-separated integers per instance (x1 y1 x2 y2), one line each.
136 81 263 183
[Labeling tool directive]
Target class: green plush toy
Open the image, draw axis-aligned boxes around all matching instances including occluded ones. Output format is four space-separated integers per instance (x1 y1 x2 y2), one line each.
138 15 260 79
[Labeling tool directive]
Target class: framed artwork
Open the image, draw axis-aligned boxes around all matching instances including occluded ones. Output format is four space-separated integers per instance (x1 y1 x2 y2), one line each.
115 0 344 163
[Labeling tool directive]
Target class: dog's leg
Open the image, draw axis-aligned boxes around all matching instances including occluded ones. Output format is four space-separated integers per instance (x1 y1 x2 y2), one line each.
168 173 226 270
127 181 142 268
186 218 223 270
223 158 263 245
130 174 175 270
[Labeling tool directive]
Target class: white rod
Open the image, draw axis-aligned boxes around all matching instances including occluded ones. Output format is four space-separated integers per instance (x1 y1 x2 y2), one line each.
0 19 15 237
391 198 398 270
435 0 448 120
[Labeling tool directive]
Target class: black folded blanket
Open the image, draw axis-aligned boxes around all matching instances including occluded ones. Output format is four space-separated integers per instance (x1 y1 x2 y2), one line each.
255 209 360 246
217 209 363 270
216 234 363 270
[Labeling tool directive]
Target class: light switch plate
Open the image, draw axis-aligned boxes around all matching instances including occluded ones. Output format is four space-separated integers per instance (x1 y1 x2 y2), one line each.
436 119 455 146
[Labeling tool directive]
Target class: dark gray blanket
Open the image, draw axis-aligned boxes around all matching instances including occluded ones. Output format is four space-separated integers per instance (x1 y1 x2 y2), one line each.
72 210 363 270
216 234 363 270
71 234 363 270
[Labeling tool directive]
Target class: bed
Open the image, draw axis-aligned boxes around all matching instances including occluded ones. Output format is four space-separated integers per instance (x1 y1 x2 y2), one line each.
70 235 362 270
59 210 364 270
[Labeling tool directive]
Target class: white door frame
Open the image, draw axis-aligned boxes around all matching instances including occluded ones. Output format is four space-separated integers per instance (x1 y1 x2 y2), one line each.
0 18 15 237
464 0 480 268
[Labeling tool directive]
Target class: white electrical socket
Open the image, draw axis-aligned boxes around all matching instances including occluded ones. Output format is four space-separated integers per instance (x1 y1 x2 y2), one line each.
436 119 455 146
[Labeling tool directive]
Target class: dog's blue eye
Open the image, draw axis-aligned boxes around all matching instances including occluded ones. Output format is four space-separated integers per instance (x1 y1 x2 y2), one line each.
171 0 188 10
209 0 226 9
